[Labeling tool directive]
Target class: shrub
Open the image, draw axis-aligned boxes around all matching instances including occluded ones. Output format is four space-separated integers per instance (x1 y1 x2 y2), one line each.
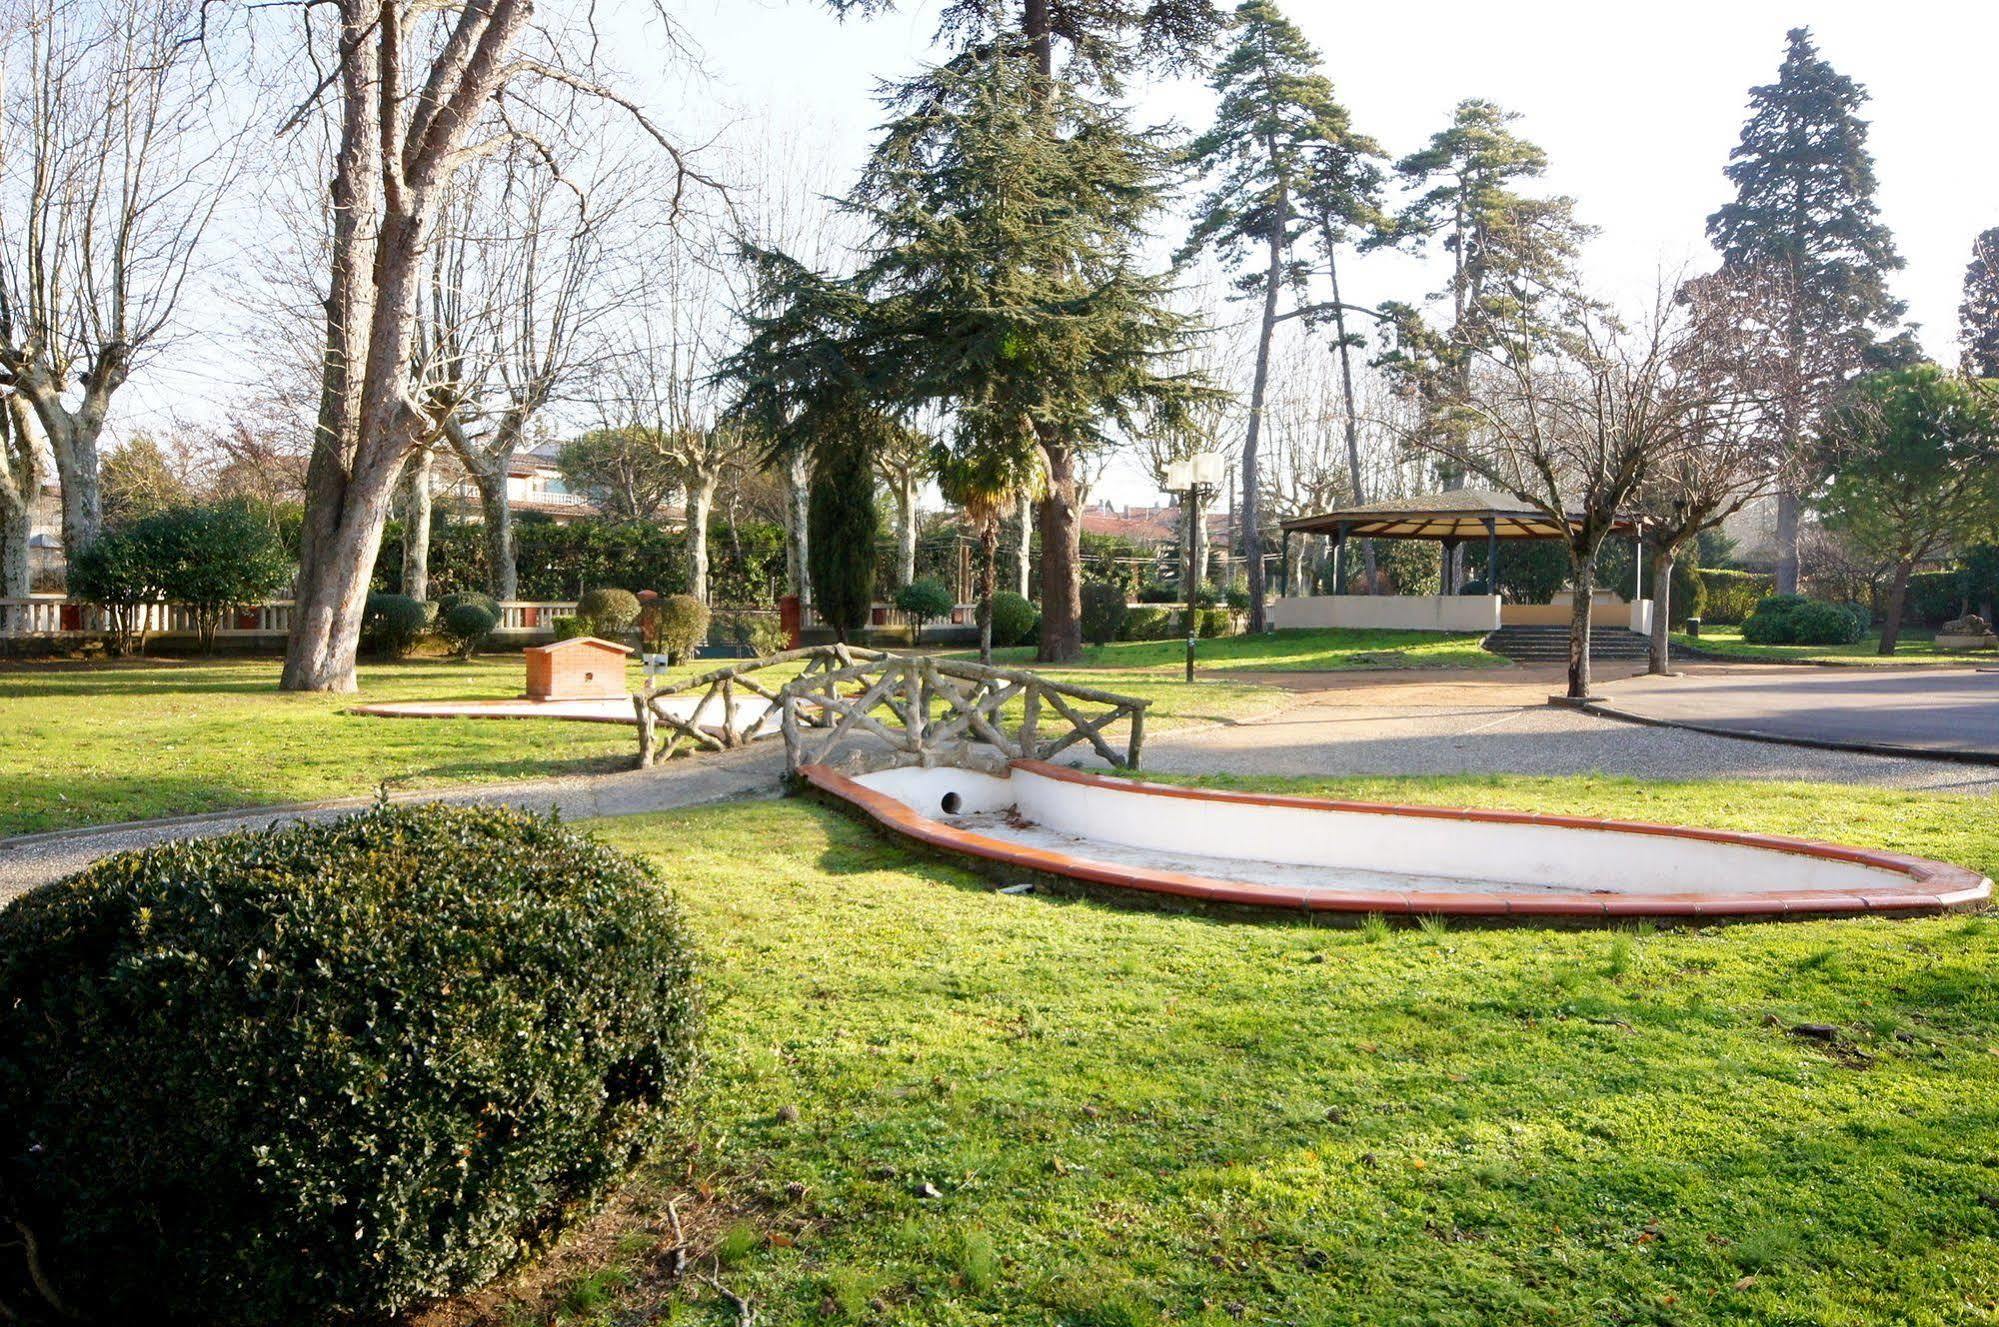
145 502 296 652
363 592 431 659
67 525 165 655
1080 580 1128 646
1700 569 1775 625
1742 595 1863 646
990 591 1038 648
1135 582 1178 604
575 587 642 637
895 577 955 637
1839 600 1873 634
1789 600 1866 645
551 614 591 642
1901 570 1962 627
440 600 499 658
437 589 500 621
1197 607 1231 638
0 802 700 1324
1122 606 1175 641
645 593 709 664
1665 556 1707 628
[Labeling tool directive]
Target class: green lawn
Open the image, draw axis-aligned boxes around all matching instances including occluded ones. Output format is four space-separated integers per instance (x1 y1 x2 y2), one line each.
1679 626 1984 666
463 774 1999 1326
0 656 1285 838
980 627 1502 673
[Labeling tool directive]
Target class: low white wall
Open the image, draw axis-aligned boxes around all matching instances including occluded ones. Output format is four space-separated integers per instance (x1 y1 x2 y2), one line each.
1266 594 1500 633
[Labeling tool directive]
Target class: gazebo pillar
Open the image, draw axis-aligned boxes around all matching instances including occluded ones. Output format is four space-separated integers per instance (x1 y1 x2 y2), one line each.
1483 517 1497 591
1278 529 1291 597
1332 522 1346 594
1632 531 1645 599
1440 537 1460 594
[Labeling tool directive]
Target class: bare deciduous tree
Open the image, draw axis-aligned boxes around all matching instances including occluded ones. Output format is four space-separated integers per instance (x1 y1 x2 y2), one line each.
1436 293 1719 699
0 392 39 608
278 0 714 691
0 0 239 560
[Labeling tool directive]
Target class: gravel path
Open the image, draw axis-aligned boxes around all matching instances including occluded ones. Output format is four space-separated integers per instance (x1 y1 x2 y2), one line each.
7 663 1993 907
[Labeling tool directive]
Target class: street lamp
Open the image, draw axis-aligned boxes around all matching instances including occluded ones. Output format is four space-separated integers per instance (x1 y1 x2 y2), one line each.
1164 451 1225 683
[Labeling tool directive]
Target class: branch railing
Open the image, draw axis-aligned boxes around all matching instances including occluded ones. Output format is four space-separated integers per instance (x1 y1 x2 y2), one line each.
777 652 1150 775
634 644 888 767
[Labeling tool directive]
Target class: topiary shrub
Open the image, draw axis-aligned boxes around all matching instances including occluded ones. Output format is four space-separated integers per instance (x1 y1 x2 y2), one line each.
895 577 955 639
1080 580 1127 647
990 591 1038 648
439 600 499 659
1741 594 1863 646
363 592 431 659
1666 557 1706 628
575 587 642 638
1196 607 1231 638
0 802 700 1325
644 593 709 664
1135 582 1178 604
551 614 591 642
1122 606 1175 641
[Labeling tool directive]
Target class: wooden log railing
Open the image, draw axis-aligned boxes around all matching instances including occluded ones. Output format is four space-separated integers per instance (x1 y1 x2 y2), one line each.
634 644 888 768
775 652 1150 775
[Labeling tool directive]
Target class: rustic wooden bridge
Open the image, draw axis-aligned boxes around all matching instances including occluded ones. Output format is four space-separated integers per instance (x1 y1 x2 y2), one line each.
632 646 1151 774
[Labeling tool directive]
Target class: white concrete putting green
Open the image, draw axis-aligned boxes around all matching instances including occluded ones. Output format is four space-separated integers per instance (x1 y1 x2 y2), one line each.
802 760 1989 920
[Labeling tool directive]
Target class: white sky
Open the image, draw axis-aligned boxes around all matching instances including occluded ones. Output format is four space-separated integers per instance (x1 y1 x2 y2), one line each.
122 1 1999 510
665 0 1999 504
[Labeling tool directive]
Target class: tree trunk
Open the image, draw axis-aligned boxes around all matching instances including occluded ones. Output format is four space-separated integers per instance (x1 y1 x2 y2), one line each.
0 500 28 627
1323 241 1377 592
1567 550 1596 700
977 518 998 665
895 471 917 588
1773 488 1801 597
282 454 405 693
1879 558 1913 656
687 471 715 603
783 452 811 612
1648 546 1674 676
1240 210 1284 633
1034 430 1083 663
1014 490 1032 598
472 465 517 601
400 445 433 600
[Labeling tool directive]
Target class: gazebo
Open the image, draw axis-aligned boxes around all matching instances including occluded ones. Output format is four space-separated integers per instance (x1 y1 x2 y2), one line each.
1272 487 1652 635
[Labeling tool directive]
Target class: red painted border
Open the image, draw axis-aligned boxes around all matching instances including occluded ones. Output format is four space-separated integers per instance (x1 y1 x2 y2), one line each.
798 761 1990 919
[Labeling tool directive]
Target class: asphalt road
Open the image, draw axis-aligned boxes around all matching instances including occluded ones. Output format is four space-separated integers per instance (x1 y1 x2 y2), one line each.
1596 664 1999 761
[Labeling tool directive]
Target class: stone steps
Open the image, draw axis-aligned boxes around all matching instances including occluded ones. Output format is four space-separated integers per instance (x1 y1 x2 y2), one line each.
1484 625 1654 663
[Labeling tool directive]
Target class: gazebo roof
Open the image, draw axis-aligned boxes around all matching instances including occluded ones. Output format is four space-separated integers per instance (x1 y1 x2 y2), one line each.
1280 487 1643 541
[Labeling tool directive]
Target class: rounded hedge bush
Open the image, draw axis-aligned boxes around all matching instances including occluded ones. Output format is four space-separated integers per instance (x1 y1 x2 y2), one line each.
1079 580 1127 647
1788 600 1865 645
551 614 591 642
364 592 432 659
894 577 955 635
0 803 700 1325
644 593 709 663
440 600 500 658
437 589 500 621
576 587 642 636
990 591 1038 648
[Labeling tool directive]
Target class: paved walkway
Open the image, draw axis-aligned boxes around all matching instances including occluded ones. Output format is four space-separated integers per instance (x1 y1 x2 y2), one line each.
8 662 1996 906
1141 664 1999 791
0 743 788 906
1593 664 1999 762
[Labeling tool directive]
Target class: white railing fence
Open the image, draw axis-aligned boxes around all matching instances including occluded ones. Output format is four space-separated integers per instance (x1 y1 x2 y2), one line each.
0 596 579 642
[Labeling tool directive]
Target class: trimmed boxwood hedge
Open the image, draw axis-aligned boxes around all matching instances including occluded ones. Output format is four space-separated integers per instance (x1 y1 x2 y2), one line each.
0 803 700 1324
1698 569 1773 626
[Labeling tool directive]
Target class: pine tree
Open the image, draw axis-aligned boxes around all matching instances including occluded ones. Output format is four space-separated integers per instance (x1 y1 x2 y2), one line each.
1706 26 1905 595
807 431 880 644
1180 0 1385 630
807 0 1225 663
1390 99 1589 517
1961 229 1999 379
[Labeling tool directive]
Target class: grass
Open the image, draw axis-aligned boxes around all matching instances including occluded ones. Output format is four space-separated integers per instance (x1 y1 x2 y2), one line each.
468 773 1999 1326
977 627 1503 674
0 655 1286 837
1678 626 1983 666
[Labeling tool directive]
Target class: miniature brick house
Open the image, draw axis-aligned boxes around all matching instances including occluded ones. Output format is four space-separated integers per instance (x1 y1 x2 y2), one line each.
523 637 634 701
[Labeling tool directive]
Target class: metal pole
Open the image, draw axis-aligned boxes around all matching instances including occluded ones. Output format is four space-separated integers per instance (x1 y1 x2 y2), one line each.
1185 484 1200 683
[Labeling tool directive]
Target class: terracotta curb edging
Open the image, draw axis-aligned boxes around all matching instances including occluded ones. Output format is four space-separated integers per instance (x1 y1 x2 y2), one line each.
799 760 1990 922
1581 698 1999 768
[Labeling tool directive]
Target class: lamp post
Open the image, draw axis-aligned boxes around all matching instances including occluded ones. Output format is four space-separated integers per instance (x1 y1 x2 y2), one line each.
1165 452 1225 683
